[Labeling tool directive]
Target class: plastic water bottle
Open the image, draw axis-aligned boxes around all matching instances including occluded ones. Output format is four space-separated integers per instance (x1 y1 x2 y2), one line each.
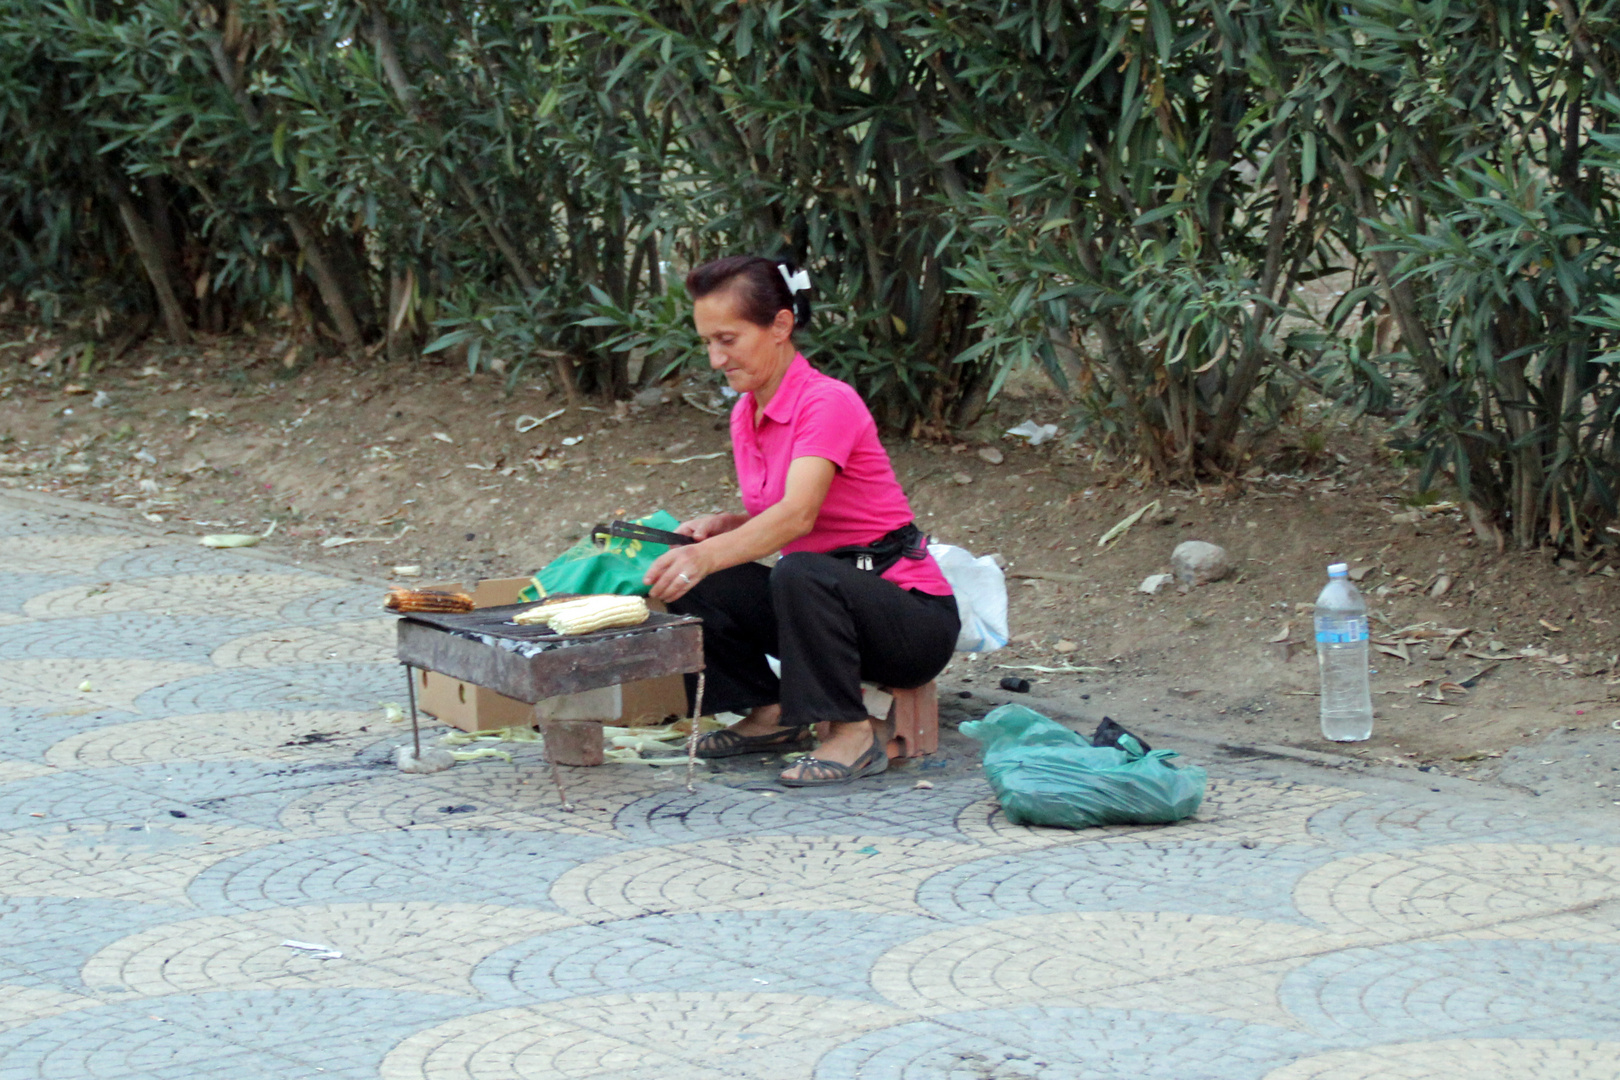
1314 562 1372 741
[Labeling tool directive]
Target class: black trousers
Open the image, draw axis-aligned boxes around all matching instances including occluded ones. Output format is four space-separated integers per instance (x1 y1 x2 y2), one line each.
668 552 960 726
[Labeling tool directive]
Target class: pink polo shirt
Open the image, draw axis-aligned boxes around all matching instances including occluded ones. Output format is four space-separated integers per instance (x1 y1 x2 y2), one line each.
731 354 951 596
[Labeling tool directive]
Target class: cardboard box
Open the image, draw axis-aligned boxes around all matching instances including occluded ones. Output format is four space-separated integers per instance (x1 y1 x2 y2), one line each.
412 577 688 732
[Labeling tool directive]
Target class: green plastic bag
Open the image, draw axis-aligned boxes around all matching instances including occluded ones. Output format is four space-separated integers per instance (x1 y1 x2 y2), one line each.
517 510 683 602
960 703 1206 829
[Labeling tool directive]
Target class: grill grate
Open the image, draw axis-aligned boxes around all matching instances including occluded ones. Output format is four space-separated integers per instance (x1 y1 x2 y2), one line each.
399 602 698 651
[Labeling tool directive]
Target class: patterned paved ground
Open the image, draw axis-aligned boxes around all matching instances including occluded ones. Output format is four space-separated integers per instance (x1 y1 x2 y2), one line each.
2 488 1619 1079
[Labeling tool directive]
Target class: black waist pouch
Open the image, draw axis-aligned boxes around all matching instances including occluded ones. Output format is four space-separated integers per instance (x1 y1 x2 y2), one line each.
827 522 928 576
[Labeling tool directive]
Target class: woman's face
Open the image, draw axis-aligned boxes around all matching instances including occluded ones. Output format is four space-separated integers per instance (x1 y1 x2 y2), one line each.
693 286 794 396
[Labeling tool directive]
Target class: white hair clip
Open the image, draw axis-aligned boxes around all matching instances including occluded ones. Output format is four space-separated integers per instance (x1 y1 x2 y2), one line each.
779 265 811 295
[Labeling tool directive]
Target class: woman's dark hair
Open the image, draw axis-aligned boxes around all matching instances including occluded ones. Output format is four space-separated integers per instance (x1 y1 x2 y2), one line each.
686 255 811 331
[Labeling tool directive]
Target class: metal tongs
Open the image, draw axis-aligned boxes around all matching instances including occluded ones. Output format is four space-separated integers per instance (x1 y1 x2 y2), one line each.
591 520 694 548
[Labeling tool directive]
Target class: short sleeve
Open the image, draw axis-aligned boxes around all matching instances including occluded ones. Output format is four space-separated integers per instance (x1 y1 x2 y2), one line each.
790 385 868 469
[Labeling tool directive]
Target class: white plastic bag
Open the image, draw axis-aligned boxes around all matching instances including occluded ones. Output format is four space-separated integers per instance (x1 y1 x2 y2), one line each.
929 543 1009 653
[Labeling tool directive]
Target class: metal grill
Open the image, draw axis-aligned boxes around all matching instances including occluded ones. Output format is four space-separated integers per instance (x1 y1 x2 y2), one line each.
400 602 699 649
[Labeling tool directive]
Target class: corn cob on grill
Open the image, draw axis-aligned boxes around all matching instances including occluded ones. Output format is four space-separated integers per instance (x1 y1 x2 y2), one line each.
513 594 649 634
384 587 476 614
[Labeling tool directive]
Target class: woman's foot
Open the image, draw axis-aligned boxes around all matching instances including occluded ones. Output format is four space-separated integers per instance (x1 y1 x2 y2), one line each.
694 704 812 759
778 719 888 786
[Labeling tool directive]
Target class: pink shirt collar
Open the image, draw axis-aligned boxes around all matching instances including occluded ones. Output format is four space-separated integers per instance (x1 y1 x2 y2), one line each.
752 353 813 426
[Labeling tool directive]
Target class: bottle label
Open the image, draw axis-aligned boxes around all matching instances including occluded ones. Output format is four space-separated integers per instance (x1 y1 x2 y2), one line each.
1315 616 1368 644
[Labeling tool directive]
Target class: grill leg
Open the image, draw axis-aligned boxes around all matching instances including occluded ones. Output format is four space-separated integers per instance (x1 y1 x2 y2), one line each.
403 664 420 758
684 669 707 793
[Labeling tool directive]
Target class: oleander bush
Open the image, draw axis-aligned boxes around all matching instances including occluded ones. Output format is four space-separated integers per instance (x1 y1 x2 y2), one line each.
4 1 1620 550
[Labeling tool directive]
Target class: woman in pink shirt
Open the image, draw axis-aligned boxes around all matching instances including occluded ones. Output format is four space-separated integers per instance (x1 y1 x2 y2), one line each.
644 255 959 787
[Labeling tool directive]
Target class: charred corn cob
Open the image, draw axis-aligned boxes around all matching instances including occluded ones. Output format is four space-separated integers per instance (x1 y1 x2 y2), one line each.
513 594 649 634
384 587 475 613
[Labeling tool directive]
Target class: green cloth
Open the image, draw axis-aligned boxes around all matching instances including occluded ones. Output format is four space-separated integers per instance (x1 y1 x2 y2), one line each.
961 704 1206 829
518 510 683 601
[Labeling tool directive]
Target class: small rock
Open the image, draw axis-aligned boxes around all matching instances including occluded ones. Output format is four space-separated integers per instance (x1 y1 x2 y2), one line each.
632 385 667 408
1139 572 1175 595
1053 640 1079 654
1239 837 1259 850
1170 540 1232 586
977 447 1004 465
952 472 973 485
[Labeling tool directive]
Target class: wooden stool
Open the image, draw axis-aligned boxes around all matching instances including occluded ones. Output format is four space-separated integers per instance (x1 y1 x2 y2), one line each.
814 681 938 760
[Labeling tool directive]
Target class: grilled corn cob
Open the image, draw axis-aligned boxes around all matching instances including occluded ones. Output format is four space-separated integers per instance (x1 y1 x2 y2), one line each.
513 594 649 634
384 587 475 613
511 595 602 626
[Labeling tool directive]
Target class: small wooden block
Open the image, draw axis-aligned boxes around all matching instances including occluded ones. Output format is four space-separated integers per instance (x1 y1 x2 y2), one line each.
814 681 939 761
538 717 605 767
888 681 939 759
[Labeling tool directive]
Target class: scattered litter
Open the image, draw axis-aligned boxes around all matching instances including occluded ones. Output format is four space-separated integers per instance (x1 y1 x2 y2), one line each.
631 451 728 466
1139 572 1174 595
142 513 165 523
515 408 566 433
682 391 727 416
447 748 512 764
91 390 110 408
1053 640 1079 654
1006 420 1059 445
431 431 454 443
996 663 1108 674
999 676 1032 693
395 745 455 773
77 679 93 693
439 804 477 814
168 810 188 818
856 845 880 855
28 812 44 818
441 726 541 746
1098 500 1161 548
1539 618 1563 633
914 780 934 789
321 526 412 548
380 703 405 724
199 534 261 548
281 940 342 960
561 435 584 446
392 566 422 577
1239 837 1259 849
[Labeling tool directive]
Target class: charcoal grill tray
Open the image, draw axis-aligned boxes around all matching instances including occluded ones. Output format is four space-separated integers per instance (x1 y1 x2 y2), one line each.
395 601 704 705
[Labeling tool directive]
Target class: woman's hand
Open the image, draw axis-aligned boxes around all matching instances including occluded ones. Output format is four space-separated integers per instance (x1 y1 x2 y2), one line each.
644 541 716 604
676 512 748 541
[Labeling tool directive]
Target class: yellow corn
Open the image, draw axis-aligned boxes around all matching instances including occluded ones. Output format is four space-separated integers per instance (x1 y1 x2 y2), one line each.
513 595 649 634
512 596 598 626
547 595 649 635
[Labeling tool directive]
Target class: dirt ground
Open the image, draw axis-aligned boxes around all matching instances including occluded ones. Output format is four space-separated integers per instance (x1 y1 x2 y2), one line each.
4 323 1620 810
